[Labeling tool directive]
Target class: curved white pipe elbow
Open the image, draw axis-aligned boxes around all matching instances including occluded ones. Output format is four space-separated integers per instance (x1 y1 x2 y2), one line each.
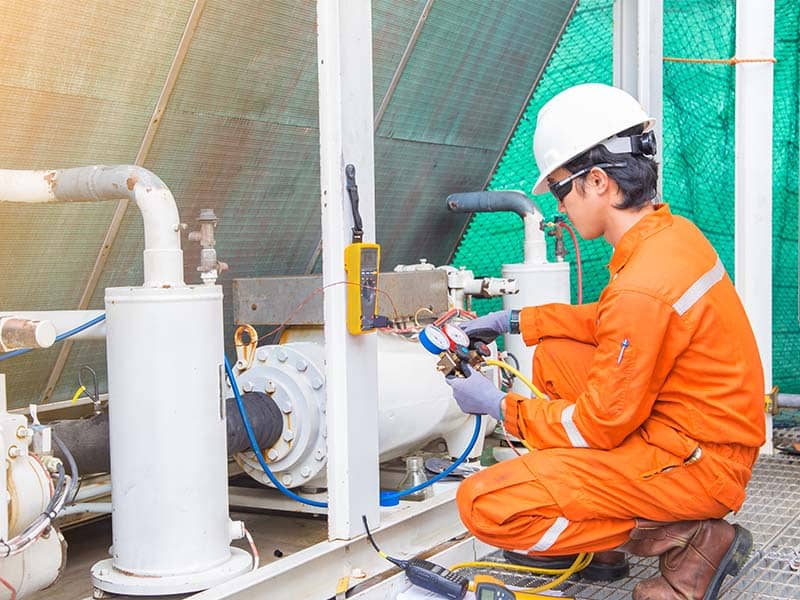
0 166 184 287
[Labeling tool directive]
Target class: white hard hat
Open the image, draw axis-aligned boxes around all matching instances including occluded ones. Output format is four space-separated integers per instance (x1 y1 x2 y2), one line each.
531 83 655 195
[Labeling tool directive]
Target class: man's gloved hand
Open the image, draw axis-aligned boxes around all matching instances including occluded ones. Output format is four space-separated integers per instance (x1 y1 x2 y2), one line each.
445 365 504 421
459 309 511 346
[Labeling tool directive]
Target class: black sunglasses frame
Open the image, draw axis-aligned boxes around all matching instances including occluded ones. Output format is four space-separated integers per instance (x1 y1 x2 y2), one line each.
548 162 628 202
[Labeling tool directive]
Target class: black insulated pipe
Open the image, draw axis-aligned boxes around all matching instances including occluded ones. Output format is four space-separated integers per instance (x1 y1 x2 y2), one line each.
225 391 284 455
446 191 535 219
50 391 285 475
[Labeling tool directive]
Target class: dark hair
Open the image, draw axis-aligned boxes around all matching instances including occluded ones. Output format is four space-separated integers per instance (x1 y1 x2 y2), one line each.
563 124 659 209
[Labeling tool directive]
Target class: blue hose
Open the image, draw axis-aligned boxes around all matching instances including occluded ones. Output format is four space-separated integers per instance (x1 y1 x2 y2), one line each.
224 355 482 508
0 314 107 362
224 356 329 508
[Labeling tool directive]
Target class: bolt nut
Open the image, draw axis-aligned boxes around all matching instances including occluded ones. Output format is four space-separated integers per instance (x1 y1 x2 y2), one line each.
16 426 31 440
267 449 279 461
301 466 311 477
315 448 325 460
242 381 254 393
256 349 269 362
283 430 295 442
8 446 21 459
276 349 288 362
265 379 277 394
281 474 293 485
311 377 323 390
295 359 308 372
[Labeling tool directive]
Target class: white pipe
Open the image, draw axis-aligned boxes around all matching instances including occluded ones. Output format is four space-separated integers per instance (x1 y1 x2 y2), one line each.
0 311 106 341
0 317 56 351
73 482 112 502
0 165 185 287
734 0 774 453
60 502 112 517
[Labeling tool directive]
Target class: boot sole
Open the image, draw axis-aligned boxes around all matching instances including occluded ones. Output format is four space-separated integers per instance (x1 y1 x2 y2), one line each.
501 550 629 582
702 524 753 600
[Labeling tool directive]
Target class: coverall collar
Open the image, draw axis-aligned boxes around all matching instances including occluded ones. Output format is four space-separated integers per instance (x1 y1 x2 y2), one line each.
608 203 672 275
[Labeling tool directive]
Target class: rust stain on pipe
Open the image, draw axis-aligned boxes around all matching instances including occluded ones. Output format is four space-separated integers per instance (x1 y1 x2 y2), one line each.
44 171 57 193
126 176 138 191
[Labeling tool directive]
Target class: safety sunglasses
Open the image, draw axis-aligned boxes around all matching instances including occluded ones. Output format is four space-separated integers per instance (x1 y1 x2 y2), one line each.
548 162 628 202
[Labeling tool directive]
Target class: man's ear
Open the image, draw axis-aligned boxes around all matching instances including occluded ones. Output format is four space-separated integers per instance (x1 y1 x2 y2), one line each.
589 167 612 195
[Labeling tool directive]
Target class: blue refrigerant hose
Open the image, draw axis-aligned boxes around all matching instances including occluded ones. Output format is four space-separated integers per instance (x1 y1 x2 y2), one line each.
224 355 482 508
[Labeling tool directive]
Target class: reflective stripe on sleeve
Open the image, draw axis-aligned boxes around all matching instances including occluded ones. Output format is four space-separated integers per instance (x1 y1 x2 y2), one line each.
561 404 589 448
527 516 570 552
673 257 725 316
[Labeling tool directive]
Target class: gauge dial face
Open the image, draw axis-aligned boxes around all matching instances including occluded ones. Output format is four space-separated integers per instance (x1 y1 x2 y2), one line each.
419 324 452 354
443 323 470 348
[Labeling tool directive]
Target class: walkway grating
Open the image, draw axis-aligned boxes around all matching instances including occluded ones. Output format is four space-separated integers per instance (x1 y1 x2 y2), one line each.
467 453 800 599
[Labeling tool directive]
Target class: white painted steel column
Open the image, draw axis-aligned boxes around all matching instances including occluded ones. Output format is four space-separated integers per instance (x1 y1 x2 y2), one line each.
613 0 663 195
735 0 774 453
317 0 380 538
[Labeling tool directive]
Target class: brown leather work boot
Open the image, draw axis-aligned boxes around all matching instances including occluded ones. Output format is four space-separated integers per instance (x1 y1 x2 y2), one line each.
502 549 629 581
622 519 753 600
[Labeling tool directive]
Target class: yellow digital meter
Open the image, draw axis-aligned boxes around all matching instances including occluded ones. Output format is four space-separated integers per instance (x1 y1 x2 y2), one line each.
344 242 380 335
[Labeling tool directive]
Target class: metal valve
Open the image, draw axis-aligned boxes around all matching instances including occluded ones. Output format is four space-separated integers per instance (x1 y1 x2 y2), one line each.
187 208 229 285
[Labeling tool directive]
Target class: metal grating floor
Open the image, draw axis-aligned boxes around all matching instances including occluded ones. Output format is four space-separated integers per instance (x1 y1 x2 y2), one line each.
468 451 800 599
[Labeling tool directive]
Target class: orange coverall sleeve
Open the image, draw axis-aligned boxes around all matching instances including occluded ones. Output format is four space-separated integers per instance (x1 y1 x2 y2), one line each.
519 302 599 346
505 291 690 450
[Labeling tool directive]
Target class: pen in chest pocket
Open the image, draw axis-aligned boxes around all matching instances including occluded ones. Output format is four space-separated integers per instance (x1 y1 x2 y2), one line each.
617 338 630 364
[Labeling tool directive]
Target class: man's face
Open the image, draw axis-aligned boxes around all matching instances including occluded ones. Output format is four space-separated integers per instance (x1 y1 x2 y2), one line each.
547 167 607 240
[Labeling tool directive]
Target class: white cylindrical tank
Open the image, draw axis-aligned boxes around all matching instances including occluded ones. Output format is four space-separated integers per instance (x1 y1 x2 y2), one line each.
93 285 250 596
233 329 495 489
501 262 571 395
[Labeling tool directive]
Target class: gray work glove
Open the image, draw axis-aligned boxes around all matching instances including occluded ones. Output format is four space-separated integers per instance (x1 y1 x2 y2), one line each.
445 365 505 421
459 309 511 346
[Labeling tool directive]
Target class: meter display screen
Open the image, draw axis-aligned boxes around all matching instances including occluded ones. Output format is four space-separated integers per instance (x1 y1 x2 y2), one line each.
361 248 378 272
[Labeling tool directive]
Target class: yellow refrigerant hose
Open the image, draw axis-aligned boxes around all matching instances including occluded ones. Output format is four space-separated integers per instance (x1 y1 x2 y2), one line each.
455 357 592 598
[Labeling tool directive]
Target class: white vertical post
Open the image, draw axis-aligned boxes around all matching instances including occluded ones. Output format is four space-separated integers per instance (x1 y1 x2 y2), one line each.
613 0 663 195
735 0 774 453
317 0 380 538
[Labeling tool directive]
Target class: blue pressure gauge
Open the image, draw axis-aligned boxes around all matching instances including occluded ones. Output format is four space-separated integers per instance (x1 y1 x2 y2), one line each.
419 324 452 355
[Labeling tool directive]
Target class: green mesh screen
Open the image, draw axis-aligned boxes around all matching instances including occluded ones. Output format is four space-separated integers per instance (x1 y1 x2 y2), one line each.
452 0 800 393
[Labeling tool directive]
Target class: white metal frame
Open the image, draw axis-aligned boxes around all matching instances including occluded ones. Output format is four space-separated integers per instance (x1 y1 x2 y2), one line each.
613 0 664 186
317 0 381 539
735 0 774 453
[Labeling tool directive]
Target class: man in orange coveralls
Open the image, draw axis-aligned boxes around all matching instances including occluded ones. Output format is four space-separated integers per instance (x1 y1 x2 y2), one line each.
446 83 765 600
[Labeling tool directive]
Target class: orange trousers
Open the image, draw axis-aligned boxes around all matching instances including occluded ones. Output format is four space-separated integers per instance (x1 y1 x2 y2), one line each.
456 338 756 556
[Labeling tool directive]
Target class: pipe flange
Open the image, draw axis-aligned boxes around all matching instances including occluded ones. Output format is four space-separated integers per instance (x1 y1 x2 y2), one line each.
233 343 327 488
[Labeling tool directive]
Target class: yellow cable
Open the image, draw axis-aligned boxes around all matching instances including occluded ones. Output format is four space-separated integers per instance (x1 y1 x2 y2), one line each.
462 359 593 595
484 358 548 400
483 358 544 452
452 552 592 597
71 385 86 404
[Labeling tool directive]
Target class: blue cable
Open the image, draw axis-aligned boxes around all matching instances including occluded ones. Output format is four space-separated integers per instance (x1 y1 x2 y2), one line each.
0 314 107 362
